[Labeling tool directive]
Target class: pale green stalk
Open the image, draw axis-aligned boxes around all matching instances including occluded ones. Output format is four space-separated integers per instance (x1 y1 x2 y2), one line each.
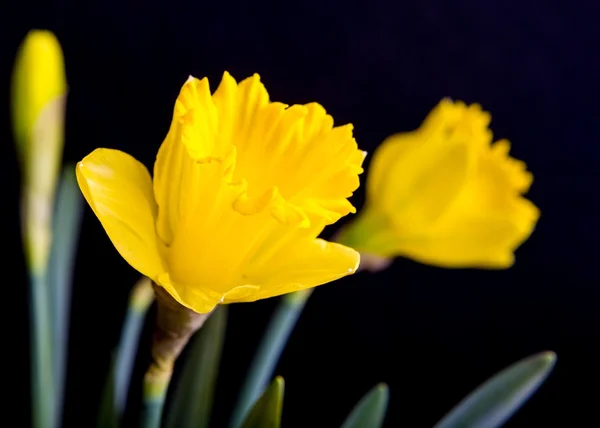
141 284 211 428
141 384 169 428
164 306 228 428
48 166 83 428
30 272 55 428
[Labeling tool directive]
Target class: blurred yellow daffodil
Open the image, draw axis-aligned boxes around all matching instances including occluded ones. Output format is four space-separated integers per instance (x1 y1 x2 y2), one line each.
11 30 67 273
77 72 364 314
337 99 539 269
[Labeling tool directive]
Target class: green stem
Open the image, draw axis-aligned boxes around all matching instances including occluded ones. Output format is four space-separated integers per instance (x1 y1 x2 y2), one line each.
230 289 312 428
140 400 165 428
140 283 212 428
30 273 55 428
141 365 172 428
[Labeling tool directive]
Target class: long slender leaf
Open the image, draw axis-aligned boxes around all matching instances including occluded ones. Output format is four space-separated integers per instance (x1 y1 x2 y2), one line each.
230 290 311 428
114 277 155 419
434 351 557 428
241 376 285 428
48 165 83 427
164 305 228 428
341 383 389 428
97 353 118 428
30 273 55 428
97 278 154 426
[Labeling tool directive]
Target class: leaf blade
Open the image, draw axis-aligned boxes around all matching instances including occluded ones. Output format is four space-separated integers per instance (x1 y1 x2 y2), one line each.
434 351 557 428
97 353 118 428
114 277 155 419
340 383 389 428
241 376 285 428
230 290 311 428
48 165 84 427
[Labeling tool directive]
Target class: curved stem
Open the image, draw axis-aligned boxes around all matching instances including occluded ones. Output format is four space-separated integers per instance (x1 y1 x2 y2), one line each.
140 283 212 428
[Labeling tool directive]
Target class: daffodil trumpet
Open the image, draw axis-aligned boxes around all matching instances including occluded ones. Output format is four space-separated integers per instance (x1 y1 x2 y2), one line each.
76 72 364 315
337 99 539 270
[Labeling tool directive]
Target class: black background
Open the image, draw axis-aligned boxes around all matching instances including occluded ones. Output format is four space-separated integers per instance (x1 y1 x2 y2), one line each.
2 0 599 426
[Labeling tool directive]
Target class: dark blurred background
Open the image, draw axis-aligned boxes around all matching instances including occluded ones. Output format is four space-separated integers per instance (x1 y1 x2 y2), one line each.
2 0 599 426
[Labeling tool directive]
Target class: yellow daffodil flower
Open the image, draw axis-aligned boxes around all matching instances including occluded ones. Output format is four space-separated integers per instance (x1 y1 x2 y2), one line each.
77 72 364 314
337 99 540 269
11 30 67 273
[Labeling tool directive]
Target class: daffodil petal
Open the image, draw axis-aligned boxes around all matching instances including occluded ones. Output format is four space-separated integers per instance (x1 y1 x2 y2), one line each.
368 99 493 218
156 272 226 314
175 76 222 161
221 285 261 303
398 125 539 269
153 114 185 244
440 136 540 248
366 101 468 203
242 237 360 301
401 141 471 226
396 208 539 268
373 133 471 228
76 148 165 279
235 73 271 145
367 131 418 204
487 139 534 194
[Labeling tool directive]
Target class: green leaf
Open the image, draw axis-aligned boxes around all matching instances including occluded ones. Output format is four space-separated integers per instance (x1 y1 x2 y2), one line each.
164 305 228 428
241 376 285 428
230 290 311 428
434 351 557 428
341 383 389 428
48 165 83 427
29 273 55 428
97 353 118 428
114 277 155 419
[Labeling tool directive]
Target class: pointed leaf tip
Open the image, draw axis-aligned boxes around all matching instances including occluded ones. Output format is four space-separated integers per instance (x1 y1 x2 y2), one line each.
434 351 557 428
241 377 285 428
273 376 285 389
376 382 389 392
341 383 389 428
539 350 557 365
